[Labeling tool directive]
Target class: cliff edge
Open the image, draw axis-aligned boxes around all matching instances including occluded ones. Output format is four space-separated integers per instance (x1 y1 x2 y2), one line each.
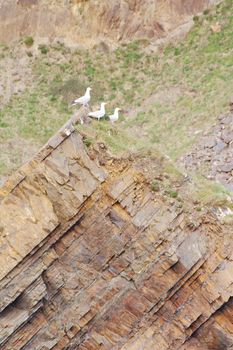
0 108 232 350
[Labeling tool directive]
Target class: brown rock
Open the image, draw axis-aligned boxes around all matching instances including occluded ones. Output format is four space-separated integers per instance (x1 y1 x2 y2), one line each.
0 0 220 48
0 108 233 350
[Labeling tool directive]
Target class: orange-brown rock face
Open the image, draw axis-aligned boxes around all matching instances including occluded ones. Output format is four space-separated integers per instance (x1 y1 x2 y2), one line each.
0 0 220 47
0 108 232 350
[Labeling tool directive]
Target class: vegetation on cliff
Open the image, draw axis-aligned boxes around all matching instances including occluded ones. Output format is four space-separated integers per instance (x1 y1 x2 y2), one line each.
0 0 233 205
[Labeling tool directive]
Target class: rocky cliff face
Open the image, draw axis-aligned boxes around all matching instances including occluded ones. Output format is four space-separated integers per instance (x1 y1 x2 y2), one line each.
181 108 233 192
0 108 232 350
0 0 220 47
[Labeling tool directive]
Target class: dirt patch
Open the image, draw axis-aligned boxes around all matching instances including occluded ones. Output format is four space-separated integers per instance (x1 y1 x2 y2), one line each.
0 45 33 106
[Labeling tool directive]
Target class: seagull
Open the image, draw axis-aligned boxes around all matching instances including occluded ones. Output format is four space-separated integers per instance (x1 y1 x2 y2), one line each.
88 102 107 121
71 87 92 107
109 108 121 123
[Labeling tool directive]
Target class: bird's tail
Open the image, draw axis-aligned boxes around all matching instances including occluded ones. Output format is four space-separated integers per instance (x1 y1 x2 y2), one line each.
71 100 77 106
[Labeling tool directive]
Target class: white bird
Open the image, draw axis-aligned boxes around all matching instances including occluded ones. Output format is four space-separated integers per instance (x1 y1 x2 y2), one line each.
88 102 107 121
109 108 121 123
71 87 92 107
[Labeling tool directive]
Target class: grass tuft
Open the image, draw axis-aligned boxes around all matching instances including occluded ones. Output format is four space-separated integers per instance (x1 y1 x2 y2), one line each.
39 44 49 54
24 36 34 47
1 0 233 190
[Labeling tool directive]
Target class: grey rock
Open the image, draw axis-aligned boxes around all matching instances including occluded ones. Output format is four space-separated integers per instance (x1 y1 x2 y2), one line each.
222 115 233 124
221 130 233 144
213 140 227 153
204 136 217 148
223 182 233 192
219 161 233 173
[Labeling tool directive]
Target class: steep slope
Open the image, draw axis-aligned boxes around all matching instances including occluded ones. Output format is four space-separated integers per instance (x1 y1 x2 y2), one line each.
181 105 233 192
0 0 220 47
1 1 233 349
0 0 232 184
0 108 233 350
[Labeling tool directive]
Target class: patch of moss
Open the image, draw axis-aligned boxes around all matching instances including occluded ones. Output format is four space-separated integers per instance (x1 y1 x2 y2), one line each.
83 137 93 148
39 44 49 54
24 36 34 47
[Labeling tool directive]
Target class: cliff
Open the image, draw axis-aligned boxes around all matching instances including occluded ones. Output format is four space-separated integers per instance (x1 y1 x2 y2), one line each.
181 109 233 192
0 108 232 350
0 0 220 47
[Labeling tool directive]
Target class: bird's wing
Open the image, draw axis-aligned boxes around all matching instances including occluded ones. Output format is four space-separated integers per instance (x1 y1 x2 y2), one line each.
71 97 83 105
75 95 86 103
89 110 100 118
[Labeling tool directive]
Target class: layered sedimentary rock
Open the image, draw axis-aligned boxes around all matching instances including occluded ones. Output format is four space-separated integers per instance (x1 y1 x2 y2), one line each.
0 108 232 349
0 0 220 47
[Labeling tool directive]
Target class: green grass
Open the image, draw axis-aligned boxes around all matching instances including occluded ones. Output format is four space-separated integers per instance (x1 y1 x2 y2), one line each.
0 161 7 175
166 189 178 198
1 0 233 192
83 136 93 148
24 36 34 47
151 180 160 192
38 44 49 54
191 175 232 206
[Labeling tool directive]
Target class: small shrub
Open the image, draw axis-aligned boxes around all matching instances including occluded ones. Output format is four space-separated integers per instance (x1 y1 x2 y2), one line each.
49 95 57 102
24 36 34 47
151 180 160 192
83 137 93 147
166 189 178 198
0 43 8 51
193 15 199 22
39 44 49 54
174 48 181 56
0 121 9 128
203 9 209 15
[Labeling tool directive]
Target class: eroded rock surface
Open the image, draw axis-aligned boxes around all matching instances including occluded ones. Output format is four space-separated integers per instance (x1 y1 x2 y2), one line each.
0 108 232 349
181 111 233 192
0 0 220 47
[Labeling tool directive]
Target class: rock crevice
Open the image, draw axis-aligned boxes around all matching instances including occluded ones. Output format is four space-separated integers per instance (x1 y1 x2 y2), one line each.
0 108 233 349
